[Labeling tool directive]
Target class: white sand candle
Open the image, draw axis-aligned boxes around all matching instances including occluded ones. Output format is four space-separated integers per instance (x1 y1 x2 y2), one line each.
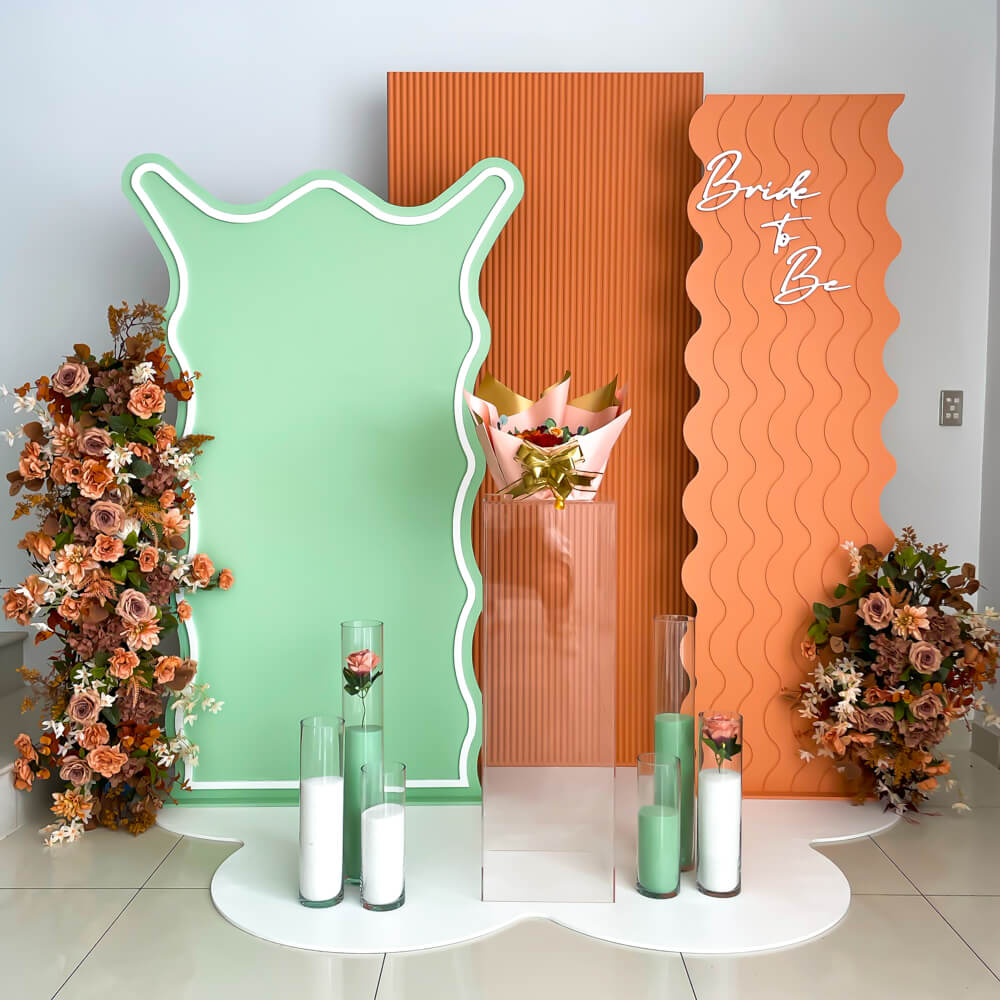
298 775 344 902
361 802 405 906
696 768 742 894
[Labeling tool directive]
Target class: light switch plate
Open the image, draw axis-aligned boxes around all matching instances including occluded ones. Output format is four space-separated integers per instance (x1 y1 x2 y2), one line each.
939 390 963 426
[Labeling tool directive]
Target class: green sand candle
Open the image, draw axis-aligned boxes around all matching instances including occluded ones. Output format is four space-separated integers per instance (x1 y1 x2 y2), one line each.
654 713 694 869
343 724 383 883
637 803 681 897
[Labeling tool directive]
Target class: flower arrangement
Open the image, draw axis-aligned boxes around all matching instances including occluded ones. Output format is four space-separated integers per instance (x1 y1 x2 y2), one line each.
4 302 233 844
701 712 743 769
343 649 382 727
464 371 630 508
793 529 1000 814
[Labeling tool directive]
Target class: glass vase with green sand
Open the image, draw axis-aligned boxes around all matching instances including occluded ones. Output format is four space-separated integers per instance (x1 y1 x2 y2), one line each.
341 619 385 885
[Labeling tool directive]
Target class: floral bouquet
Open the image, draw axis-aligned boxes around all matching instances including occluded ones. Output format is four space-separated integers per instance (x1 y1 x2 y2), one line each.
4 302 232 843
794 529 1000 814
465 370 630 508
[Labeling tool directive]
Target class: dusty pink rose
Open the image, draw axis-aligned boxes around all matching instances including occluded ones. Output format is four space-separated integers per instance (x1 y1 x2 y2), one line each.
862 706 896 732
115 588 153 626
127 382 166 419
92 533 125 563
14 732 38 762
78 722 110 750
86 744 129 779
77 426 113 458
910 691 944 721
702 712 740 742
52 361 90 396
66 689 102 726
346 649 380 675
858 591 894 630
90 500 125 535
908 641 943 675
109 648 140 679
58 756 92 786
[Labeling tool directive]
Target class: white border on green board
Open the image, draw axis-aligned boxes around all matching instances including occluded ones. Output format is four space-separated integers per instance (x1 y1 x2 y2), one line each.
129 161 518 791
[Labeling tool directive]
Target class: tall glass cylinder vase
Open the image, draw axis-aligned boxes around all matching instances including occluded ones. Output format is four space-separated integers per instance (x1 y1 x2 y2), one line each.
636 752 681 899
653 614 695 870
341 619 384 885
299 715 345 907
696 711 743 898
361 760 406 911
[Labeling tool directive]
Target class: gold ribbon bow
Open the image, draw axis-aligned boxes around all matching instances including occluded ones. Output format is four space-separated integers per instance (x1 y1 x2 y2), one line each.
500 441 597 509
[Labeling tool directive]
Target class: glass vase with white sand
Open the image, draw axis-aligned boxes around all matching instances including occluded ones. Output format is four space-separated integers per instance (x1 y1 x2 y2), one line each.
696 711 743 898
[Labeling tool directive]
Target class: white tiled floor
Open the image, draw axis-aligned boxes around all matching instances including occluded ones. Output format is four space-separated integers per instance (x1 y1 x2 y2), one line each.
2 751 999 1000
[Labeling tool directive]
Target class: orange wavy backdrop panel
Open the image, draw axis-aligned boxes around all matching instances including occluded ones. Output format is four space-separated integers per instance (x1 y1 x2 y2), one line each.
684 94 902 795
388 72 703 767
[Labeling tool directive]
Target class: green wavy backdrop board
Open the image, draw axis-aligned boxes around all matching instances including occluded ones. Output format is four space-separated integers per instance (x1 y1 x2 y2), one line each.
123 155 522 804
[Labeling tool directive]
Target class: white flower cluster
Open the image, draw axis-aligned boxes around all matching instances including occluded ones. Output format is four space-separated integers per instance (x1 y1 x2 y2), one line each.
799 656 866 756
40 819 85 847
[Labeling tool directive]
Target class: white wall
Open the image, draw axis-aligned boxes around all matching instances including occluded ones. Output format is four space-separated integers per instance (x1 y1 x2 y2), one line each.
0 0 996 674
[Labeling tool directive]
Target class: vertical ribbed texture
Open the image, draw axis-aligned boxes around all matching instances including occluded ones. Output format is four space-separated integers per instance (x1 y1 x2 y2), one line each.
684 94 903 795
388 72 703 766
481 498 616 765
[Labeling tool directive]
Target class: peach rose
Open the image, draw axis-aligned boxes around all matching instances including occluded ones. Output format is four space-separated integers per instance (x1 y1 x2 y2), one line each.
218 569 234 590
165 658 198 691
154 425 176 452
703 712 740 743
77 426 113 458
78 722 110 750
66 689 102 726
18 441 49 481
153 654 182 684
137 547 158 573
19 531 54 561
158 489 176 509
800 639 817 661
12 757 34 790
52 361 90 396
3 587 33 625
92 533 125 563
14 732 38 763
58 756 92 785
176 600 192 622
127 382 166 419
79 459 114 500
85 744 129 779
908 641 943 675
109 648 139 679
161 508 189 536
90 500 125 535
858 591 894 630
115 588 153 625
829 635 846 654
191 553 214 582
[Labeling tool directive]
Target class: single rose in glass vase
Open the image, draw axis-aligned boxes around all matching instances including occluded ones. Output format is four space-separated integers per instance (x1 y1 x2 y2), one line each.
344 648 382 727
697 711 743 897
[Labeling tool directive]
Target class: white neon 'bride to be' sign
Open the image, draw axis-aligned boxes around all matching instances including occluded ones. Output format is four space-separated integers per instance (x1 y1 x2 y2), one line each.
696 149 851 306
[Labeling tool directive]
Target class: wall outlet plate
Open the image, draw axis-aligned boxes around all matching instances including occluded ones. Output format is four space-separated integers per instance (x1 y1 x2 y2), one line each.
940 390 963 426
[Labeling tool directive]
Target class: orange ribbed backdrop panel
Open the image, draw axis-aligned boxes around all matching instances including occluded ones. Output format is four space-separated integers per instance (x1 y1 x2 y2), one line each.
388 72 703 767
684 94 902 795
